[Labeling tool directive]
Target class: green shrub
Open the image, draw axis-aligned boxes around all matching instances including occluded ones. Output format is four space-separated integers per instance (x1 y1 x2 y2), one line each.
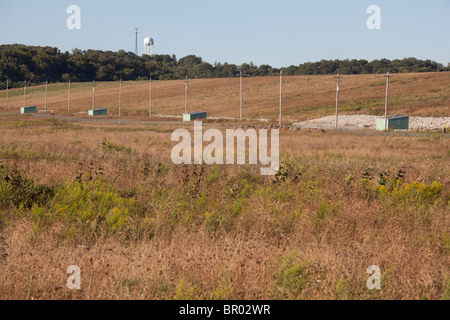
312 199 339 227
334 277 353 300
101 138 132 154
169 200 193 230
174 279 201 300
34 180 136 239
204 198 247 234
377 180 443 206
274 162 301 183
273 253 321 299
444 277 450 300
206 166 220 187
267 205 302 236
0 165 54 210
212 272 234 300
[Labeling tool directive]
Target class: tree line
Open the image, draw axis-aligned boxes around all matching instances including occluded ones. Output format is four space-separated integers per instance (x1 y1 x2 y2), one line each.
0 44 448 89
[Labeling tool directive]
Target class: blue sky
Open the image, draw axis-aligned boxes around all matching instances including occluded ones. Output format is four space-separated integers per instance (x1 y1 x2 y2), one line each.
1 0 449 67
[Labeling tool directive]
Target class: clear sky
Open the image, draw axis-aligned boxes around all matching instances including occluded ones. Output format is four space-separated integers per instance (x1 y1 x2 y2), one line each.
1 0 449 67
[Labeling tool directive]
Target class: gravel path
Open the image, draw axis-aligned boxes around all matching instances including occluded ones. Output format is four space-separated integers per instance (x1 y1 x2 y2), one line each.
293 115 450 130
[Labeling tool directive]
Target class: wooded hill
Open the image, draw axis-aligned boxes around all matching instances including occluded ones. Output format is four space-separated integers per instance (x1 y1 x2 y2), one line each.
0 44 448 89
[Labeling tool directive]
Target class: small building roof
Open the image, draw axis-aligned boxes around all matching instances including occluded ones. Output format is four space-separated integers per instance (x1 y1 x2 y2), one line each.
377 115 409 120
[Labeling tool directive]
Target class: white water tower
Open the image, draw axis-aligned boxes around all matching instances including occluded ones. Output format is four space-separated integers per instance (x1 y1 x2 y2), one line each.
144 37 154 56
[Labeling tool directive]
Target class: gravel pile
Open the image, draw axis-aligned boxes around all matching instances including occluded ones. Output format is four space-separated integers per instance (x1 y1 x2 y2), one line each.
293 115 450 130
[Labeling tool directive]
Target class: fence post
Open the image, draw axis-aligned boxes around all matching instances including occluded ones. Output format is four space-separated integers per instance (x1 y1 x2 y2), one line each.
119 77 122 117
279 71 282 126
149 77 152 117
5 79 8 110
23 80 27 107
45 80 48 111
68 80 71 113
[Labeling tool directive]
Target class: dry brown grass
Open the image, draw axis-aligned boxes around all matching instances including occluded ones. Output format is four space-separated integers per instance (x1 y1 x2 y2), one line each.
0 116 448 300
1 72 449 122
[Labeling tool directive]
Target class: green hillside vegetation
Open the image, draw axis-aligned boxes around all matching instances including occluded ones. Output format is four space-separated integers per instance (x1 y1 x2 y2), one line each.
0 44 448 89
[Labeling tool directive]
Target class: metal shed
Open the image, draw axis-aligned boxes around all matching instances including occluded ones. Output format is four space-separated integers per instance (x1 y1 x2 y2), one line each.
88 108 108 116
20 106 37 114
376 115 409 131
183 111 207 121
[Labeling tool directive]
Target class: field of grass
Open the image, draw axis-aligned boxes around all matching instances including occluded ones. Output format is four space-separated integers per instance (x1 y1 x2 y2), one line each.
1 72 449 122
0 115 448 300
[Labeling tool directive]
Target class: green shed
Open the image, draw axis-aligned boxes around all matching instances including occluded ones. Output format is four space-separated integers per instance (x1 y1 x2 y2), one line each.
376 115 409 131
21 106 37 114
183 111 207 121
88 108 108 116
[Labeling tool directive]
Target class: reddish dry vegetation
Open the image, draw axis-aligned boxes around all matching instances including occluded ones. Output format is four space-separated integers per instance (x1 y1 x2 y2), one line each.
1 72 449 121
0 115 448 300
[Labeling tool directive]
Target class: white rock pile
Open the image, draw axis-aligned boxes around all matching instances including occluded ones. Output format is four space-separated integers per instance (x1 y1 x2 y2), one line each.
293 115 450 130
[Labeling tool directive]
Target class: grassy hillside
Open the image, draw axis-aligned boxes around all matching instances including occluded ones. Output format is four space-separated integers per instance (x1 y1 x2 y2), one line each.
0 116 448 299
1 72 449 122
0 71 449 300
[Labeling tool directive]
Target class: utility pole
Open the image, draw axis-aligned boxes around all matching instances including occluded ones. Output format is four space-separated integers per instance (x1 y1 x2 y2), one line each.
23 80 27 107
45 80 48 111
119 77 122 117
240 71 243 120
279 70 283 126
92 80 96 110
135 28 139 56
185 75 189 114
149 77 152 117
5 79 8 110
384 70 390 131
68 80 71 113
334 73 341 128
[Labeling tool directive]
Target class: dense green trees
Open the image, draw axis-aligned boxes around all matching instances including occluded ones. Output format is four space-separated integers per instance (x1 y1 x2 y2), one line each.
282 58 447 76
0 44 448 89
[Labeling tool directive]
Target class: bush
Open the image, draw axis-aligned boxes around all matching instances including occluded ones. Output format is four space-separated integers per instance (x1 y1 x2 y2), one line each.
0 165 54 210
312 199 339 227
33 180 136 239
101 138 132 154
273 252 323 299
377 180 443 206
